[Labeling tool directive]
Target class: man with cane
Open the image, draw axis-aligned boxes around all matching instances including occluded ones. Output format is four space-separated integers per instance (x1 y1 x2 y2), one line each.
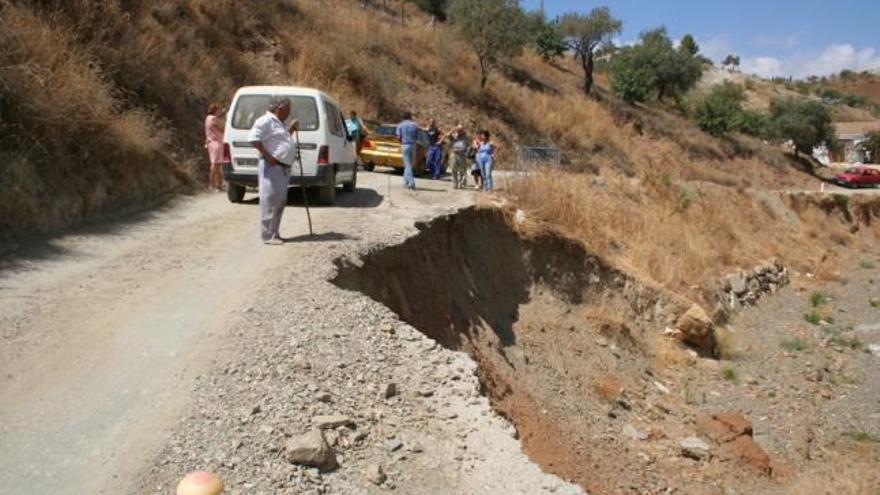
249 96 298 245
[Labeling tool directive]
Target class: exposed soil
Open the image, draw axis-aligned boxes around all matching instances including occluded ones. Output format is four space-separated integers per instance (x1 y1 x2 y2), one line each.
333 206 880 495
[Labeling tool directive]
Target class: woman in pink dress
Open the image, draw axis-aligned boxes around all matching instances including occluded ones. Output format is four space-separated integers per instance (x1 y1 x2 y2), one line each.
204 103 225 191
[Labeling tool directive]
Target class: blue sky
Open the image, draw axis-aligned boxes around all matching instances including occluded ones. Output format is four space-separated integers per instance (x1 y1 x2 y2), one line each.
521 0 880 78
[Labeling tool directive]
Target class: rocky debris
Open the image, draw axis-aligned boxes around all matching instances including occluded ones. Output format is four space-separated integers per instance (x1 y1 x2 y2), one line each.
622 424 648 441
364 464 387 485
680 436 711 460
285 429 339 472
382 382 398 399
313 414 355 430
675 304 716 353
382 438 404 452
715 260 789 315
696 411 770 473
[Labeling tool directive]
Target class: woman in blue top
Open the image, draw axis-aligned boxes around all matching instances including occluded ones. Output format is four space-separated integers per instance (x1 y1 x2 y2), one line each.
475 130 496 192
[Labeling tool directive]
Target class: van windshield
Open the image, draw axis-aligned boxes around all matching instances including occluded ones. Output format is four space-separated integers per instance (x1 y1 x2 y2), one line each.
231 95 320 131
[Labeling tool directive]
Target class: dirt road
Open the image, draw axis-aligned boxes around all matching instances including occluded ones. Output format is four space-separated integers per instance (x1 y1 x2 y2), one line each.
1 172 569 495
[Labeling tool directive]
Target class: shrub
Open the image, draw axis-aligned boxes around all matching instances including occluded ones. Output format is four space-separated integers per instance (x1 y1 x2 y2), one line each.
721 366 739 383
780 337 809 352
860 131 880 163
694 81 747 136
810 291 829 307
804 312 823 325
845 431 878 442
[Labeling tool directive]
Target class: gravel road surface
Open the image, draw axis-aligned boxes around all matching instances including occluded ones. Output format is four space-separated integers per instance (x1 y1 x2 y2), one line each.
0 171 581 495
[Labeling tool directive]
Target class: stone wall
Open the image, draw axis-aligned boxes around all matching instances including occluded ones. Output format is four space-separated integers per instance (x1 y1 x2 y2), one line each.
712 260 789 318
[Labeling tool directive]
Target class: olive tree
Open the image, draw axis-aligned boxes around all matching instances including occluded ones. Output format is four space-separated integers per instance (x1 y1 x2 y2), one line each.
679 34 699 56
610 27 703 104
448 0 528 89
558 7 622 95
768 97 836 156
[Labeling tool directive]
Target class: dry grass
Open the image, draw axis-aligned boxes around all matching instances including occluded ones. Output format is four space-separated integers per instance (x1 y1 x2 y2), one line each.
506 169 880 302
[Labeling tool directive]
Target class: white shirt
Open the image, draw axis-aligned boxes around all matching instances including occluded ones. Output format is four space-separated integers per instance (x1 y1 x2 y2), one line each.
248 112 295 165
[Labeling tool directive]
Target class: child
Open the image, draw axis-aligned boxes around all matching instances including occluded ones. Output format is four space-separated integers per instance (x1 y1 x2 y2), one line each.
467 139 482 190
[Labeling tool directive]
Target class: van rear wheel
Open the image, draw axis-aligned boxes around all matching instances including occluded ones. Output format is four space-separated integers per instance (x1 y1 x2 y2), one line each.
227 183 246 203
343 169 357 192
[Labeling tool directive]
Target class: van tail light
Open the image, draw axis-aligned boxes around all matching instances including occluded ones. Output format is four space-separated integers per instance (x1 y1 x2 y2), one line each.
361 138 373 149
223 143 231 162
317 145 330 164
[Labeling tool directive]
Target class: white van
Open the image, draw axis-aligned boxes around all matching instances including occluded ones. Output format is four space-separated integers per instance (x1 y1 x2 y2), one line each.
222 86 358 205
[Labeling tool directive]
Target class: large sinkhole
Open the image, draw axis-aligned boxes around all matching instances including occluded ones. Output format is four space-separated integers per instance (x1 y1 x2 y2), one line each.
332 207 688 492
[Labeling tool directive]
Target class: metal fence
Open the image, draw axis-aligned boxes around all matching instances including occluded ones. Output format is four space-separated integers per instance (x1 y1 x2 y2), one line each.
514 145 563 174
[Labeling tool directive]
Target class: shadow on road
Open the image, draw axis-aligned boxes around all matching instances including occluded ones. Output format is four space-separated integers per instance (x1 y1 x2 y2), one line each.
242 187 385 208
283 232 359 243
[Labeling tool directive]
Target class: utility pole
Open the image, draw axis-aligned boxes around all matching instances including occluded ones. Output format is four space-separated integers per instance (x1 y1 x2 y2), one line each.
540 0 545 16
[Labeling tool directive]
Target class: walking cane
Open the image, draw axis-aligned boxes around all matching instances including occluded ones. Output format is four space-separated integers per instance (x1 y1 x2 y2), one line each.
293 128 314 236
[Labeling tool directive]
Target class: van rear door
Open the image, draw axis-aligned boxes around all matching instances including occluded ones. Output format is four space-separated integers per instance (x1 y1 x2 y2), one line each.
227 93 322 176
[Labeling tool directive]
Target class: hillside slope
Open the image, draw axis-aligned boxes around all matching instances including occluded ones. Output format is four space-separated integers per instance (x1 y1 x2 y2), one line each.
0 0 803 240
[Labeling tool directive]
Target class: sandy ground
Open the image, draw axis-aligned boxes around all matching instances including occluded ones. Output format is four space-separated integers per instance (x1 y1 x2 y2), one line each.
0 171 579 495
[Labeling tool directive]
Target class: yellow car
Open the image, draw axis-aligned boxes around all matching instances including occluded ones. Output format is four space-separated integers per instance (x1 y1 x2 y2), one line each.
359 120 430 175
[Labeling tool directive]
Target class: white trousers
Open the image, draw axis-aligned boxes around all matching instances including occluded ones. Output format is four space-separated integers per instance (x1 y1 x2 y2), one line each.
258 159 289 241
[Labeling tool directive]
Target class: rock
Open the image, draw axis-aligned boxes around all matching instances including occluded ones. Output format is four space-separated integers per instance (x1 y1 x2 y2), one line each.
713 411 753 436
717 436 770 473
382 383 398 399
729 274 748 295
382 439 404 452
418 387 435 397
292 358 312 370
316 392 332 403
313 415 354 429
680 436 711 460
364 464 387 485
285 429 338 471
697 411 753 443
675 304 716 352
622 424 648 441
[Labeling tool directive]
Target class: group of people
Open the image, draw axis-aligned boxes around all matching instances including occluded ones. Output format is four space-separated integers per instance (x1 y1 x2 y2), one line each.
395 113 497 192
203 100 498 244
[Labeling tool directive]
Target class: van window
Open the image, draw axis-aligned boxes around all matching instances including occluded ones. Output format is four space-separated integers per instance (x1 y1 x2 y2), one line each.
324 100 344 137
231 95 320 131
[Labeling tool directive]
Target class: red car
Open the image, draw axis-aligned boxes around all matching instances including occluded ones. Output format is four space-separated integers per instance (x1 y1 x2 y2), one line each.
833 166 880 188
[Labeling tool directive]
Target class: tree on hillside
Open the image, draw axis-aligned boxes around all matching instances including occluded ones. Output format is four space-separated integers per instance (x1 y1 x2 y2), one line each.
722 54 740 72
679 34 699 56
535 22 566 61
609 27 703 104
558 7 622 95
448 0 528 89
768 97 836 156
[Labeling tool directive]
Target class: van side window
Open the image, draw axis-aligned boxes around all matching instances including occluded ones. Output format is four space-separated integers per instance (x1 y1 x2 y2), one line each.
324 100 344 137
